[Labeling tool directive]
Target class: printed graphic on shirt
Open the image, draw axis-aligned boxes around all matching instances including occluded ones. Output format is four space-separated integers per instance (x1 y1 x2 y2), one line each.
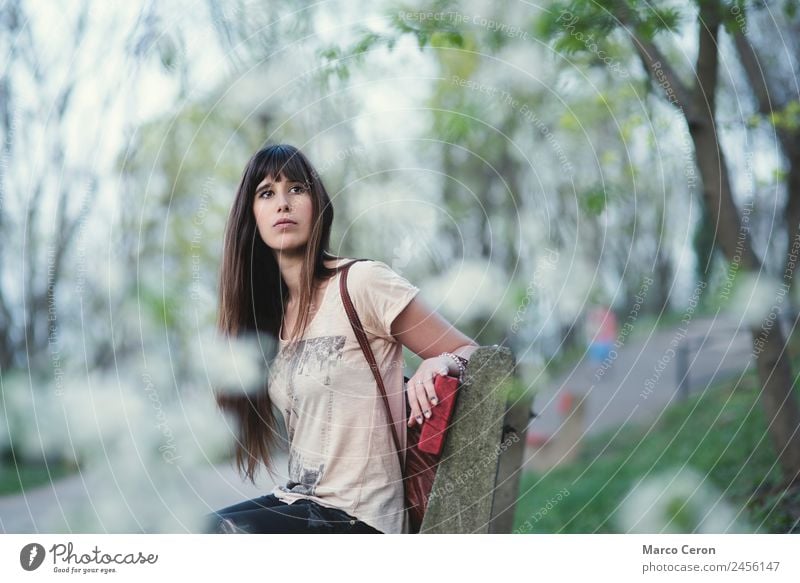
275 334 346 443
294 335 346 385
278 448 325 496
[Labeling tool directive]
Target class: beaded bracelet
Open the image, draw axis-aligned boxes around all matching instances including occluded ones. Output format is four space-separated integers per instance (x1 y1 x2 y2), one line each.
441 352 469 384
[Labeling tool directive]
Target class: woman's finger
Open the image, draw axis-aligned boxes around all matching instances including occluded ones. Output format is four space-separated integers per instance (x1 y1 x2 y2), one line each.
417 379 433 419
410 379 430 422
407 379 423 426
424 373 440 407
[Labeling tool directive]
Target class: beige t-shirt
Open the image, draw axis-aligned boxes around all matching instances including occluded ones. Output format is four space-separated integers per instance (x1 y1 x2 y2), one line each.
267 258 420 534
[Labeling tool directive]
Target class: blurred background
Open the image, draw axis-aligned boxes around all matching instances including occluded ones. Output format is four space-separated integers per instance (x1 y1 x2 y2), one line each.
0 0 799 533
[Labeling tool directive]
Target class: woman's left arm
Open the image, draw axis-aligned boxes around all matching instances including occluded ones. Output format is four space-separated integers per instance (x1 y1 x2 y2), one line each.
390 296 480 427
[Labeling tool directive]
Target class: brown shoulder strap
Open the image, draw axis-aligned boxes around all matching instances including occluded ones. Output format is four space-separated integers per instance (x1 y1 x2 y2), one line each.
339 259 405 465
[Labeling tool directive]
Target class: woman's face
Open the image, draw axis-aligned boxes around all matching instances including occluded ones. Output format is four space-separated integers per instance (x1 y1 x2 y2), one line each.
252 173 314 254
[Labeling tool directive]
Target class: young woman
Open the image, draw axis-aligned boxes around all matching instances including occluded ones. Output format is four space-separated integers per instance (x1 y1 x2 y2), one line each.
205 144 478 534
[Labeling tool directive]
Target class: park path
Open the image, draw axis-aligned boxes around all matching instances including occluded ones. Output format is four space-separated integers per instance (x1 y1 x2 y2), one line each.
0 452 287 533
523 315 755 470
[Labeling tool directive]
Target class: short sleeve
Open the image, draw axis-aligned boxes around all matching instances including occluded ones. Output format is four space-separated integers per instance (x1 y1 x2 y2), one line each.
347 260 421 341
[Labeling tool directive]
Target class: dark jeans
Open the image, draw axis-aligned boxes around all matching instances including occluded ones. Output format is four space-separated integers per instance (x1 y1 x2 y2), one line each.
203 494 383 534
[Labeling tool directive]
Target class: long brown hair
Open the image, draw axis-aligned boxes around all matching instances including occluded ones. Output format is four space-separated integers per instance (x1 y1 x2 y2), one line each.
216 143 343 483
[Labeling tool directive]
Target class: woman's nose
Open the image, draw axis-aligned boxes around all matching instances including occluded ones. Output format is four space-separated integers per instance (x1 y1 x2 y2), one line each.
276 192 291 209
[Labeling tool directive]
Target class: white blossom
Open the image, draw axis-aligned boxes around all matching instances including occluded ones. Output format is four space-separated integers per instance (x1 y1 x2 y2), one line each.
551 255 595 322
422 259 510 323
617 467 754 533
725 272 784 328
197 332 270 396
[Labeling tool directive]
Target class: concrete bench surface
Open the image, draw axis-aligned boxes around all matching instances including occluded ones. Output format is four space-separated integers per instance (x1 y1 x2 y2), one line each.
420 345 520 534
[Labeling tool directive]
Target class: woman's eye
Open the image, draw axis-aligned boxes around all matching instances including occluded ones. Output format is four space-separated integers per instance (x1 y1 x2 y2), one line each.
257 185 306 199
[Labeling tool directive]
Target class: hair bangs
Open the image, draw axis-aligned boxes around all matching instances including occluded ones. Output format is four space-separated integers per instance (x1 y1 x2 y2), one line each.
246 144 314 196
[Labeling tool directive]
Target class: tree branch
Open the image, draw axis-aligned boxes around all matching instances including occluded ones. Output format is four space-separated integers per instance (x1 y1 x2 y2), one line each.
732 32 782 117
733 31 797 159
693 2 722 124
618 17 696 122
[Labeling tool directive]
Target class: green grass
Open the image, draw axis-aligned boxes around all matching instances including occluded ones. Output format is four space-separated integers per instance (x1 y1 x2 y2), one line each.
0 459 76 496
514 365 800 533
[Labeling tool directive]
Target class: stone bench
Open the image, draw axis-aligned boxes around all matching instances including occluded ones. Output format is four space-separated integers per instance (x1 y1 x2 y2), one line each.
420 345 524 533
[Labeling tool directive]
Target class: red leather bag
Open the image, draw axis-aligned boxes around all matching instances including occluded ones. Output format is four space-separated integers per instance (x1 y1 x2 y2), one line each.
338 259 461 533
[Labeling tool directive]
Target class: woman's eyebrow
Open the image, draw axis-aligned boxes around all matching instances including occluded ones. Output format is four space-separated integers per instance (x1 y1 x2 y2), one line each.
256 179 303 191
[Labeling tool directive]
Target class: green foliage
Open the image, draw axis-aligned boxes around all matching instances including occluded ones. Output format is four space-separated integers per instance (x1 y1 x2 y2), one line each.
388 0 463 49
138 285 178 330
635 4 682 37
722 0 749 35
432 111 470 142
432 31 479 78
354 30 388 55
745 113 761 129
321 26 401 80
769 100 800 131
666 495 699 531
773 167 789 183
329 3 481 80
390 6 480 77
538 0 684 62
536 1 616 51
317 46 353 82
431 102 485 142
429 30 466 50
579 186 608 215
497 377 537 404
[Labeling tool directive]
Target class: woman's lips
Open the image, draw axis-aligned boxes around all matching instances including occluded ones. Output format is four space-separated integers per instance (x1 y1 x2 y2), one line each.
274 220 297 229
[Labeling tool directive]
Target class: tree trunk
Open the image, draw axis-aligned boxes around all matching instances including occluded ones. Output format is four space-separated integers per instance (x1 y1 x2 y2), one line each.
689 120 760 271
732 28 800 308
751 323 800 483
784 158 800 322
686 4 800 484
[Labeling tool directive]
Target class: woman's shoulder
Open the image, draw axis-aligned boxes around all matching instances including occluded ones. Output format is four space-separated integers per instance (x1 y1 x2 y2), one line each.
347 259 419 299
340 258 420 339
346 258 408 285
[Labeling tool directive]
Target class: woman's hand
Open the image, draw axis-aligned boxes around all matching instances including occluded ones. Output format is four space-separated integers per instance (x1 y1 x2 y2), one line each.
406 356 450 427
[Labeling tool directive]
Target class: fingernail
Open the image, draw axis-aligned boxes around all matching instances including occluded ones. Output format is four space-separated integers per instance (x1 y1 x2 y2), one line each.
431 397 438 406
416 416 423 424
424 410 431 419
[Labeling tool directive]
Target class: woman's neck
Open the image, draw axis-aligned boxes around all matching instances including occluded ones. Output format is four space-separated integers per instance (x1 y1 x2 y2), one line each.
275 251 305 299
275 252 342 300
